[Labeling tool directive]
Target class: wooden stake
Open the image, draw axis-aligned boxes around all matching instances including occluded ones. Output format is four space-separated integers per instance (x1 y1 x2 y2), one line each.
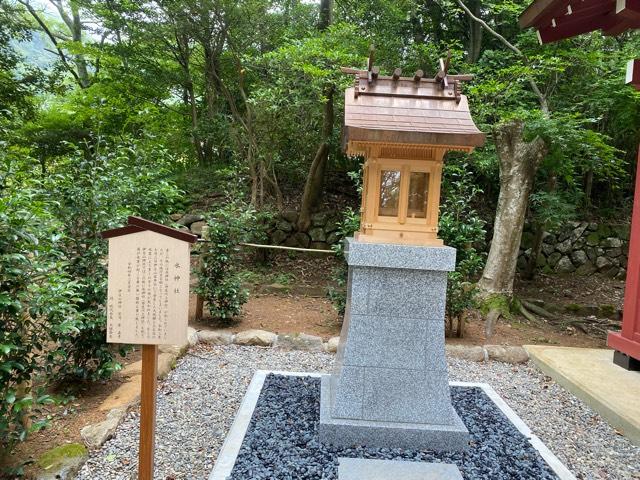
139 344 158 480
195 295 204 320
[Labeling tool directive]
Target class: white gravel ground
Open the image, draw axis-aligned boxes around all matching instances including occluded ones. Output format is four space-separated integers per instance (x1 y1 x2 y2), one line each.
77 345 640 480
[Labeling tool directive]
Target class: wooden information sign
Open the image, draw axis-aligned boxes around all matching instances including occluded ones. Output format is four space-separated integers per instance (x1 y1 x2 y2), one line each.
101 216 197 480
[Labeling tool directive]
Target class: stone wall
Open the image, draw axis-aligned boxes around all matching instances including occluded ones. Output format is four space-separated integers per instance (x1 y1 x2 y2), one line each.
170 210 342 250
267 210 342 250
518 222 629 278
170 213 206 236
172 209 630 278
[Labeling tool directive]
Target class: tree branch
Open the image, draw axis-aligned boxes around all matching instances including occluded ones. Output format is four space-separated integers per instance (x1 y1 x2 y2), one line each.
456 0 549 116
18 0 84 88
49 0 74 31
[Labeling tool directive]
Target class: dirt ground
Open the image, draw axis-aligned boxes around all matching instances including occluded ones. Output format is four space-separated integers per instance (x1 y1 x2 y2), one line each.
515 272 625 310
192 254 619 349
191 294 342 339
5 349 142 478
192 292 606 348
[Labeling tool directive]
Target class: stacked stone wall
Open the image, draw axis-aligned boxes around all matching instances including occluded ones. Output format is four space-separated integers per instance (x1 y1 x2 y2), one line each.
266 210 342 250
517 222 629 278
172 209 630 278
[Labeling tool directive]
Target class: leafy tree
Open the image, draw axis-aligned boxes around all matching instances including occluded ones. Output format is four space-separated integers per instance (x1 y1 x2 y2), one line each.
196 202 270 319
439 159 486 337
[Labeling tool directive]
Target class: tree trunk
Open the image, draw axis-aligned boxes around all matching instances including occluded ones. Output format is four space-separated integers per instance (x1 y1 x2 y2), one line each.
298 87 334 230
297 0 333 231
200 43 220 165
70 4 90 88
584 169 594 206
478 121 547 297
524 174 557 280
318 0 332 29
467 0 483 63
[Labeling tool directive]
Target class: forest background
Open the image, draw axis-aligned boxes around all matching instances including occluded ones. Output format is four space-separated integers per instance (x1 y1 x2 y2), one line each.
1 0 640 473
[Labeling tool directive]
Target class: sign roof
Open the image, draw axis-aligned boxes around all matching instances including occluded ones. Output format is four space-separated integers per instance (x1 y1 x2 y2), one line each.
101 216 198 243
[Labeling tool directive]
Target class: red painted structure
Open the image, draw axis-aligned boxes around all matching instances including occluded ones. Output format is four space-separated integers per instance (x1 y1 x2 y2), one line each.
608 150 640 364
519 0 640 42
520 1 640 368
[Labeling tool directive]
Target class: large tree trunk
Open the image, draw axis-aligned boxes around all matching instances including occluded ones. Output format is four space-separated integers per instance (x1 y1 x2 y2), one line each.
297 0 333 231
479 121 547 301
466 0 483 63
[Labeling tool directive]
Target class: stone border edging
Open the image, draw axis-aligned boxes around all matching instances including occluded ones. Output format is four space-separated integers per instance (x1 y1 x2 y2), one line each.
196 328 530 364
209 371 575 480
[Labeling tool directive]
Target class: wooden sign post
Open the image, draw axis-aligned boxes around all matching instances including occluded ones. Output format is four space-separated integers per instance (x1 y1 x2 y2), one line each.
101 216 197 480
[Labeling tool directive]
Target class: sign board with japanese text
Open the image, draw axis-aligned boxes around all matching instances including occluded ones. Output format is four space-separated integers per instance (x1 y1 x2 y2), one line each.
102 217 197 346
101 216 197 480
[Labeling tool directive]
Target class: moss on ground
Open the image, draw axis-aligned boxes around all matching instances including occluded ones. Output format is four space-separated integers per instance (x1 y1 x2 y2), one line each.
599 304 617 318
37 443 87 470
565 303 582 313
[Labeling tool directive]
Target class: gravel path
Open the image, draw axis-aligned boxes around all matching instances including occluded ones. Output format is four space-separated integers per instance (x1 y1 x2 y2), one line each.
77 345 640 480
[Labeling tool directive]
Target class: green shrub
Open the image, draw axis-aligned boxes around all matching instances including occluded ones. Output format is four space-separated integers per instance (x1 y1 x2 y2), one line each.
327 207 361 316
439 160 487 337
197 202 266 320
44 138 181 382
0 187 77 464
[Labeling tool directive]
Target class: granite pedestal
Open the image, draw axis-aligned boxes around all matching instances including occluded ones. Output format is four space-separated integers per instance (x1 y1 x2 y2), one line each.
319 239 469 451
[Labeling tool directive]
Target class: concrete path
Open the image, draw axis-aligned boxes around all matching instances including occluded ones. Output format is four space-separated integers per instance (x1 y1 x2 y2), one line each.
525 345 640 446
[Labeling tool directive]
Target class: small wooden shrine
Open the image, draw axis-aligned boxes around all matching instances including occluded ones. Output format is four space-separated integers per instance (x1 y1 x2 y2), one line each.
342 55 485 246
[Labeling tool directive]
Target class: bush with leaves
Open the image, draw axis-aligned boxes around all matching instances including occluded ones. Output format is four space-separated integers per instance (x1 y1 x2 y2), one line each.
44 138 182 382
327 207 361 316
439 160 487 337
0 185 79 467
196 202 267 320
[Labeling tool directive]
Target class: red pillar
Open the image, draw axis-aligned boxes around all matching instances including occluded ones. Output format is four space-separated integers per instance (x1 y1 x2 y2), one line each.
608 147 640 369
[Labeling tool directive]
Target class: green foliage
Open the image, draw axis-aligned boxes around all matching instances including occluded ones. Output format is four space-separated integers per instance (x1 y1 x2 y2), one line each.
196 202 267 320
439 160 487 336
0 186 75 463
248 23 368 187
1 133 181 464
43 138 181 382
327 207 361 316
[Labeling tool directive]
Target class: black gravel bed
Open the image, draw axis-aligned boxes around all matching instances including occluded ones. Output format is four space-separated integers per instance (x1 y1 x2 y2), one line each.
228 374 560 480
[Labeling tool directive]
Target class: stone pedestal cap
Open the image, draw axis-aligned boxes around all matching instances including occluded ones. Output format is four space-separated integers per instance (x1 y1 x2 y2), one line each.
345 238 456 271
